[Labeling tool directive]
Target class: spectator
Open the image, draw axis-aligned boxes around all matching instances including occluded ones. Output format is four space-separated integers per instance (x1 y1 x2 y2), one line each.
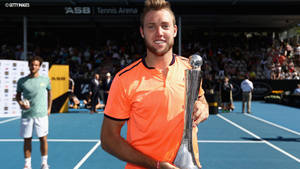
82 92 92 109
102 72 113 106
241 75 254 113
203 74 217 94
68 77 80 109
219 76 234 112
293 83 300 95
295 43 300 65
89 73 103 114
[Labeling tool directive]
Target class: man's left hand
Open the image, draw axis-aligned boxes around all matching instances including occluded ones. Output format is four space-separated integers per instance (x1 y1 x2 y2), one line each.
192 95 209 127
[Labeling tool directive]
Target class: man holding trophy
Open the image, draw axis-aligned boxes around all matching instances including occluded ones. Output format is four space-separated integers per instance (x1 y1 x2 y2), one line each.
100 0 209 168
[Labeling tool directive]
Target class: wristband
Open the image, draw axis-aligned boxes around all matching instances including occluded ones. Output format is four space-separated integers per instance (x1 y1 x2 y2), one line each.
156 161 160 169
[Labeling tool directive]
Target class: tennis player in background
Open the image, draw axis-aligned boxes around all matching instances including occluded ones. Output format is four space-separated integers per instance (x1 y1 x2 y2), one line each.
16 56 52 169
100 0 209 168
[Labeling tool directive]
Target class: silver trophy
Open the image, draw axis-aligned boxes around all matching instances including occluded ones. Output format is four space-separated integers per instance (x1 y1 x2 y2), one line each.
174 54 203 169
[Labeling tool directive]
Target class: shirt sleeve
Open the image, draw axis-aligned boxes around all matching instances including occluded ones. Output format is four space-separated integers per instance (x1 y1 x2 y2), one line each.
16 78 23 93
47 77 51 90
104 75 131 120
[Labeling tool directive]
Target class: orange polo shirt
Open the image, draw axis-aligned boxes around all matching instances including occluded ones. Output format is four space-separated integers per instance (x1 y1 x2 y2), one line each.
104 54 204 169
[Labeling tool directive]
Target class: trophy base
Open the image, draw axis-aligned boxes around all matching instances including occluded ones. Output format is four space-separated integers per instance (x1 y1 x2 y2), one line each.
174 128 201 169
173 141 201 169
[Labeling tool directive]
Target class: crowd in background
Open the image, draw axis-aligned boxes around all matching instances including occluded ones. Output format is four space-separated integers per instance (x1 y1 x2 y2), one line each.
1 31 300 110
1 32 300 82
182 33 300 81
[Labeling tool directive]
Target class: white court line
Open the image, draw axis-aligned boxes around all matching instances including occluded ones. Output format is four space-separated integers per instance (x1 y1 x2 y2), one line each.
198 140 264 143
0 139 98 142
73 141 101 169
217 114 300 163
245 113 300 136
0 138 262 144
0 117 20 124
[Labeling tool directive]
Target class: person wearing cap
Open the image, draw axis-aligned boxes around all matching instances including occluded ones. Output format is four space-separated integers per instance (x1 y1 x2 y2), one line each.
102 72 113 106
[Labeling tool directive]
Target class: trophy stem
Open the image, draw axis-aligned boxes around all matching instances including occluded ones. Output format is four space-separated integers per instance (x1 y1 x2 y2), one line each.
174 69 202 169
183 69 201 137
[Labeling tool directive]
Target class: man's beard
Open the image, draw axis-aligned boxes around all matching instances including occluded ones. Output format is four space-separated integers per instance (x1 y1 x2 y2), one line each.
144 38 174 56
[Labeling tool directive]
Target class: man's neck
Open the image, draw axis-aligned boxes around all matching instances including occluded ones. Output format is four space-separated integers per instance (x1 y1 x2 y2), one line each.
29 72 39 78
145 50 173 70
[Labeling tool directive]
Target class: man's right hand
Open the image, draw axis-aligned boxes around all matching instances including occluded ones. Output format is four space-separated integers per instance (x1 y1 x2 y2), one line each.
20 101 30 110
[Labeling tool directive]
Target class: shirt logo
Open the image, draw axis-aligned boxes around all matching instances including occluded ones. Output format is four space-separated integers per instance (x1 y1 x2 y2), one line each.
40 82 46 87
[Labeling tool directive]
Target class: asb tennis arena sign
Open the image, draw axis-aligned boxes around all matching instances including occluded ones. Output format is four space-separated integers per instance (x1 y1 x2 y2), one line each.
64 6 139 15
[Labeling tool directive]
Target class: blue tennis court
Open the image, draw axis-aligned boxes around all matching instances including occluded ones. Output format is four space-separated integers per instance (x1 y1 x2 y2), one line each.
1 101 299 169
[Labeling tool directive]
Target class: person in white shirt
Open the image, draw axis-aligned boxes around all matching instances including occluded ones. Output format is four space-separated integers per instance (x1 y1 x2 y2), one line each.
293 83 300 95
295 44 300 65
103 72 113 105
241 75 254 113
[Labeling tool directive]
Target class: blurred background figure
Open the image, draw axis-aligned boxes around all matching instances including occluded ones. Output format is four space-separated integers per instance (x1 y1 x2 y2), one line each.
293 83 300 95
241 75 254 113
203 74 217 94
83 92 92 109
89 73 103 114
219 76 234 112
102 72 113 106
68 77 80 109
83 92 104 110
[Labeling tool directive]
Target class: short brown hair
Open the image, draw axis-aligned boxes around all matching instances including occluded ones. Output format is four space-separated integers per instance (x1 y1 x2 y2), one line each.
28 56 43 66
140 0 176 27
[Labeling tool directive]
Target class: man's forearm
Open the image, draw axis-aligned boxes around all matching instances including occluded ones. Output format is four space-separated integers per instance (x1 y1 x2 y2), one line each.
102 135 157 169
47 91 52 113
100 112 179 169
16 92 23 106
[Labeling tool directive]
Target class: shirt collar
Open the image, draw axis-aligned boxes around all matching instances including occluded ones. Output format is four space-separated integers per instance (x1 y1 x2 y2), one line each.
142 54 176 69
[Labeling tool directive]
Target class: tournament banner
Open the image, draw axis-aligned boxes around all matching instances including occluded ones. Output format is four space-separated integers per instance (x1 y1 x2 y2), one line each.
48 65 69 113
0 59 48 117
